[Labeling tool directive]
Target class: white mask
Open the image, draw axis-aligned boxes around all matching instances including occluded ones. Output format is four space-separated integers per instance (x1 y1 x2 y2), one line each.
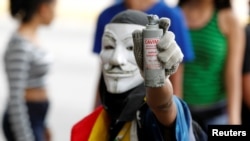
100 23 145 94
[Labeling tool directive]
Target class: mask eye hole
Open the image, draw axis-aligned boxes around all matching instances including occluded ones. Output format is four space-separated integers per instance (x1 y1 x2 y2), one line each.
126 46 133 51
104 45 114 50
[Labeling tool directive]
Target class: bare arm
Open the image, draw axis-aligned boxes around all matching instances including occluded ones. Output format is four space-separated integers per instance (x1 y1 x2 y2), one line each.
219 9 245 124
146 78 177 126
243 74 250 108
169 63 184 98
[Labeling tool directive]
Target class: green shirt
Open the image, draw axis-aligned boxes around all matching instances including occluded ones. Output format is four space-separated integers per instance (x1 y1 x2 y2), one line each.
183 11 227 105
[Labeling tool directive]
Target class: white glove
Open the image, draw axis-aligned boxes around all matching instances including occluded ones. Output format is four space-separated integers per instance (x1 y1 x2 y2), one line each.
132 18 184 78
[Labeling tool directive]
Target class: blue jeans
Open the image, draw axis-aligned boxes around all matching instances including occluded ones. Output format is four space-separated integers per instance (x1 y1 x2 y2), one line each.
205 112 228 125
2 101 49 141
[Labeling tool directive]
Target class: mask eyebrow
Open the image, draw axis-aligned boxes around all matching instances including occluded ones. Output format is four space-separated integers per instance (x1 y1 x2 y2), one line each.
103 31 116 43
122 36 133 42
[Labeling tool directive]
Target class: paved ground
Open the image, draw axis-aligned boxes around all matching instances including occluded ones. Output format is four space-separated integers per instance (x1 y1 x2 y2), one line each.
0 16 100 141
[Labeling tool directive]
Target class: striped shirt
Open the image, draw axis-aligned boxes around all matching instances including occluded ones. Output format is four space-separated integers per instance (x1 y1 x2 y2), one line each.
3 32 52 141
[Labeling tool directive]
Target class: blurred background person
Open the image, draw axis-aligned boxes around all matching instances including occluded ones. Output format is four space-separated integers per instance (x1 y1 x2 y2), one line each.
0 0 109 140
114 0 122 4
178 0 245 131
92 0 194 109
2 0 57 141
241 0 250 127
114 0 165 4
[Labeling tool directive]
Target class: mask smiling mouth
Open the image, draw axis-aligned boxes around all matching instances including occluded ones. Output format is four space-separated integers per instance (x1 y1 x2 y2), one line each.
104 65 138 77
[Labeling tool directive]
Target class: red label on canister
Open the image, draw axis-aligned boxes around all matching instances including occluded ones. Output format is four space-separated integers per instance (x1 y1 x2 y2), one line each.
144 38 161 70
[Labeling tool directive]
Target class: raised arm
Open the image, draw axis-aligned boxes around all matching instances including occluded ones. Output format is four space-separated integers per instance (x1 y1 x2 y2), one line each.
132 17 183 126
146 78 177 126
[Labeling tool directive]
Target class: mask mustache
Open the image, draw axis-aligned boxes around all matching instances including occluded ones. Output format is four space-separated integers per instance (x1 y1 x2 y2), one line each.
104 64 137 74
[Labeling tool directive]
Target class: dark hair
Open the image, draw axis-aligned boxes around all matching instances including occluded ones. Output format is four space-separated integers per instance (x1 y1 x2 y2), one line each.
10 0 53 23
178 0 231 10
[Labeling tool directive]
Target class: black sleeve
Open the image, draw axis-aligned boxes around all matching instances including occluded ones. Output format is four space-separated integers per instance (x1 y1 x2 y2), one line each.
243 25 250 74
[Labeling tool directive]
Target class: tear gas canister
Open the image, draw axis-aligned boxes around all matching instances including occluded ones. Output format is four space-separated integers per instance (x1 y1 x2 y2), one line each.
143 15 165 87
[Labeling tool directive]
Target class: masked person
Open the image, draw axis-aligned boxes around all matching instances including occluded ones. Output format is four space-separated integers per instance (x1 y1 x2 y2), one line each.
92 0 194 109
71 10 206 141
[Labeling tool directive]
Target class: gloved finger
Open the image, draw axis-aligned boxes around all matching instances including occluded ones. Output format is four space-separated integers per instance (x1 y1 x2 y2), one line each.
132 30 144 71
165 64 179 76
159 18 171 33
163 49 183 69
157 31 175 51
157 41 177 64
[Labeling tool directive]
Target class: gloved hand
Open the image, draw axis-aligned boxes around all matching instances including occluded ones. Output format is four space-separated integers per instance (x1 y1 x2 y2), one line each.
132 17 184 79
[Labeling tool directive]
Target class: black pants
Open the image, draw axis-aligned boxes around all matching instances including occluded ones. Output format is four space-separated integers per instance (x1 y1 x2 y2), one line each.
241 102 250 126
2 101 49 141
188 100 227 132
